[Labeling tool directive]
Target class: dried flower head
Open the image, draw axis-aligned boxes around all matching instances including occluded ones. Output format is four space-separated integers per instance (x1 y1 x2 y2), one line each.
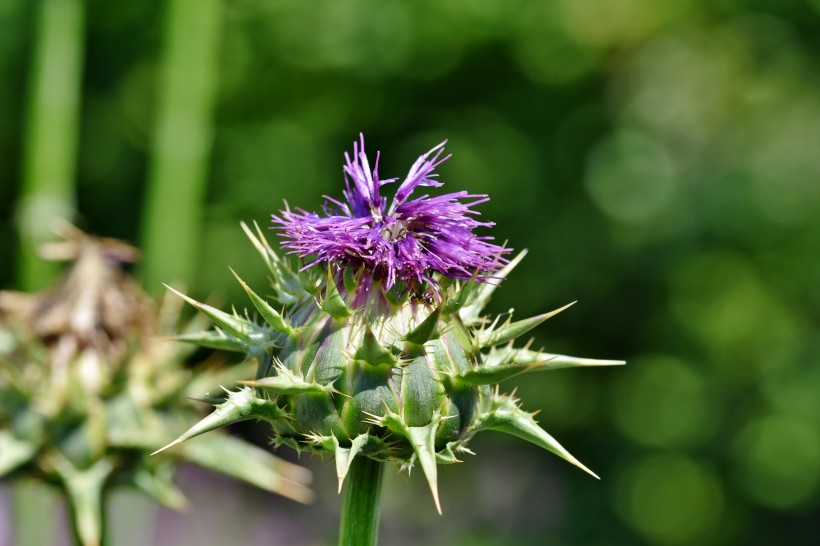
0 226 312 546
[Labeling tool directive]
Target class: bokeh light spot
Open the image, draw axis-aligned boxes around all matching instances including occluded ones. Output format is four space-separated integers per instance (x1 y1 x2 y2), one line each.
615 453 723 544
584 129 677 225
668 251 800 370
557 0 684 49
612 355 716 449
512 4 600 85
761 362 820 426
734 414 820 510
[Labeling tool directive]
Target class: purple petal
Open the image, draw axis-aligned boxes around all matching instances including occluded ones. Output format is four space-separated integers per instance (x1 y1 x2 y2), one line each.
272 136 510 289
390 141 450 213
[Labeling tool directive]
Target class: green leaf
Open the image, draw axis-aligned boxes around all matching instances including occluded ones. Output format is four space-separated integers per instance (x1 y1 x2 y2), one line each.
434 442 463 465
231 268 295 335
299 268 322 296
321 268 352 319
182 359 258 399
442 279 474 315
405 419 443 514
152 388 288 455
132 467 188 511
343 266 358 294
354 327 397 367
180 432 313 503
473 396 598 479
241 221 304 302
165 285 253 340
0 431 37 478
173 330 249 352
333 433 370 493
380 410 443 514
454 358 557 385
478 301 575 348
460 249 527 325
383 285 409 307
484 347 626 370
240 367 335 396
404 305 441 345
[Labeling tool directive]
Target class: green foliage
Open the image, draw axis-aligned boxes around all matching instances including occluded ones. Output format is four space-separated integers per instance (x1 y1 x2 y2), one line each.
0 230 311 545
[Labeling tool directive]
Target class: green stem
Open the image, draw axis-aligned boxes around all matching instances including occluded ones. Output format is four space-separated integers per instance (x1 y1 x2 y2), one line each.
65 486 107 546
18 0 84 290
11 481 59 546
59 458 113 546
338 457 384 546
140 0 221 293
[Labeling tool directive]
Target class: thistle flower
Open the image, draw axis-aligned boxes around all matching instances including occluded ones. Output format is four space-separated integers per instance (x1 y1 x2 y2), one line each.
161 136 622 543
0 226 312 546
272 134 508 288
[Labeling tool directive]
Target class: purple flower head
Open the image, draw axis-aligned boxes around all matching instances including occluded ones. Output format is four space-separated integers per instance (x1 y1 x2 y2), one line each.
272 135 509 289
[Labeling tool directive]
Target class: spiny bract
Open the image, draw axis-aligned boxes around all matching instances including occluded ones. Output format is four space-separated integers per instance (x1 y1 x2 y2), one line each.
0 226 312 546
161 137 623 513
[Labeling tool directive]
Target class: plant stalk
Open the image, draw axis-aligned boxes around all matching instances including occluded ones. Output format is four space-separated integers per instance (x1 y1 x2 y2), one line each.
10 481 59 545
18 0 84 290
140 0 221 293
63 458 113 546
338 457 384 546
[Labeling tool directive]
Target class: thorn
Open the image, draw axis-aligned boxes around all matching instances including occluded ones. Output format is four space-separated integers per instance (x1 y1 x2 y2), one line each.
403 417 443 514
431 483 442 515
479 302 576 349
230 268 295 335
164 284 249 340
151 438 182 457
404 304 442 345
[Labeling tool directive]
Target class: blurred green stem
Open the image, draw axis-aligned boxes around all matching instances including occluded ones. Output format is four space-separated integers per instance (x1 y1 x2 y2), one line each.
18 0 84 290
140 0 221 293
339 457 384 546
63 459 113 546
11 481 58 545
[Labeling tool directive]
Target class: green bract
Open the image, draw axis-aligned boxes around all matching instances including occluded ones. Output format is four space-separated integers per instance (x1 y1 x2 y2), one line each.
161 223 624 512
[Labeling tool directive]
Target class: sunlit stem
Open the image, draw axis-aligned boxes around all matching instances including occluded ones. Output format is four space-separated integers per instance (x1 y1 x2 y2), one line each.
140 0 221 293
18 0 84 290
63 459 113 546
338 457 384 546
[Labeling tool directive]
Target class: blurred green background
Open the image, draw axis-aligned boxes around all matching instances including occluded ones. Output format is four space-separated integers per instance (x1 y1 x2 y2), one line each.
2 0 820 544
